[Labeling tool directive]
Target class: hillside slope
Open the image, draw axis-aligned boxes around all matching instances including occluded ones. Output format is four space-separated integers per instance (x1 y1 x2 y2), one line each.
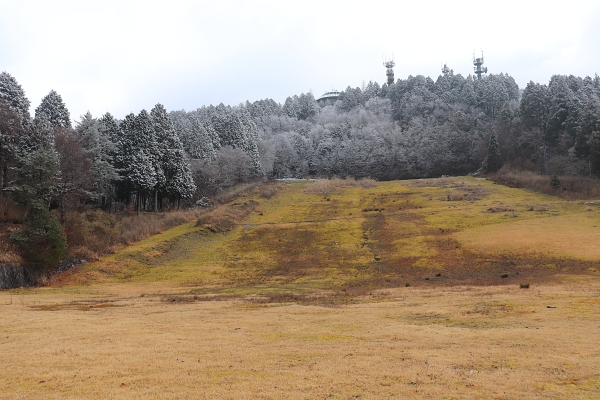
59 177 600 300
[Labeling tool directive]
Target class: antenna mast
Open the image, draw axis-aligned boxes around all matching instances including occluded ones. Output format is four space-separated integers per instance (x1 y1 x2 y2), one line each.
441 63 453 77
383 54 395 85
473 51 488 80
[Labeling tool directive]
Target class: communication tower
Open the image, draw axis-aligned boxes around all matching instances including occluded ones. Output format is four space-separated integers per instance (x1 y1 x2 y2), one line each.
473 51 488 80
383 55 395 85
441 63 453 77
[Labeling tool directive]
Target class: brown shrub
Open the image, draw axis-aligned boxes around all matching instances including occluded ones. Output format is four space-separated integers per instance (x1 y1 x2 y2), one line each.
448 190 465 201
490 168 600 200
358 178 377 188
62 208 206 259
196 201 258 233
260 183 284 199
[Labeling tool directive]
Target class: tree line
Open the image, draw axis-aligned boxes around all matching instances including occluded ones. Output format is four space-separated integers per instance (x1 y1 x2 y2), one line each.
2 68 600 265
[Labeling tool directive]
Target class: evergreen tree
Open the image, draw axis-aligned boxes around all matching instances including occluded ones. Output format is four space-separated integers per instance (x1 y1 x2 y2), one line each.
520 81 549 130
10 206 66 268
118 113 157 214
151 103 196 207
0 71 31 122
22 114 55 153
35 90 71 128
54 129 93 224
189 118 217 160
7 145 60 212
282 96 298 118
0 72 30 195
546 75 574 144
481 131 501 172
297 92 319 120
0 102 24 195
75 112 119 207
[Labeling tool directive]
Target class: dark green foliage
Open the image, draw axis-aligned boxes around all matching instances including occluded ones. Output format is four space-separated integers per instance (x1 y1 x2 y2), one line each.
481 132 502 172
550 175 561 189
10 207 67 267
8 146 59 208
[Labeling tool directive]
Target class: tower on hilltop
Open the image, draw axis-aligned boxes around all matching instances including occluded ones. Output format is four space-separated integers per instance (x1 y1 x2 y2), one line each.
473 51 488 80
441 63 453 77
383 55 395 85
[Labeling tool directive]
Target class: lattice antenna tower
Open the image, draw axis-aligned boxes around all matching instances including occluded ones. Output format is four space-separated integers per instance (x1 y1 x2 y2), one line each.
441 62 453 77
473 50 488 80
383 54 395 85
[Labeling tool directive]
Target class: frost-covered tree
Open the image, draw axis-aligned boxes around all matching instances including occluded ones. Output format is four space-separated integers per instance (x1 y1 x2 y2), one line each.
21 114 55 153
75 112 119 208
210 105 262 174
297 92 319 120
0 71 30 122
0 72 30 197
0 103 24 197
189 118 217 160
35 90 71 128
118 113 157 214
151 103 196 208
282 96 298 118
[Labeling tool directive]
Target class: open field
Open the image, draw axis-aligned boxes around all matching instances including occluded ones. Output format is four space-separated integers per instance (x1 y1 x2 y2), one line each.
2 177 600 398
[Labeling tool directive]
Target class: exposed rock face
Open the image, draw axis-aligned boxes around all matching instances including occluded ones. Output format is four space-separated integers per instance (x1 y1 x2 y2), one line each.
0 258 85 289
0 264 42 289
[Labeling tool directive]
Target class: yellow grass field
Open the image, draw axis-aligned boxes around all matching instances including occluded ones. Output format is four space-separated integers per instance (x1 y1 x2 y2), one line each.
2 177 600 399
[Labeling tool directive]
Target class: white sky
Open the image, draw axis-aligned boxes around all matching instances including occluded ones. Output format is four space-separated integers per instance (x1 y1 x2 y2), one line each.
1 0 599 123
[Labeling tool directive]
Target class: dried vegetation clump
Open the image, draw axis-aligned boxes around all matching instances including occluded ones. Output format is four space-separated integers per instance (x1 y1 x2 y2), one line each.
65 209 206 260
490 168 600 199
409 178 490 202
196 200 259 233
260 183 284 199
2 181 276 264
304 177 377 196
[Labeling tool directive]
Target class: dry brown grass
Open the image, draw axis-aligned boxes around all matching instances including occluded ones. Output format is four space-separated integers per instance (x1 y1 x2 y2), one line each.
64 208 207 260
5 177 600 397
2 280 600 399
0 225 23 264
0 198 26 223
259 183 284 199
490 168 600 199
304 177 377 196
196 200 259 233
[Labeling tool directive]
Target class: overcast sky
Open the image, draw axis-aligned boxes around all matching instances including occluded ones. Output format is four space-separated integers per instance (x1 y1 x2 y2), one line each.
1 0 599 123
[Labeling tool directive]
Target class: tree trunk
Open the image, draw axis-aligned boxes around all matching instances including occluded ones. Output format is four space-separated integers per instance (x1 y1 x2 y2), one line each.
154 188 158 212
137 191 141 217
3 198 9 221
60 193 65 226
1 161 6 197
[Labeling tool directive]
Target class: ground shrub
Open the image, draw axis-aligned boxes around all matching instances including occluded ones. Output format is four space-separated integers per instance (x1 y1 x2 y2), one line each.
196 201 258 233
260 183 284 199
10 207 67 268
490 167 600 199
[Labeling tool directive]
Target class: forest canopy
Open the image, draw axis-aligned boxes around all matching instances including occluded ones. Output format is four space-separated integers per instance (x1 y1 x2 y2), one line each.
2 69 600 218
